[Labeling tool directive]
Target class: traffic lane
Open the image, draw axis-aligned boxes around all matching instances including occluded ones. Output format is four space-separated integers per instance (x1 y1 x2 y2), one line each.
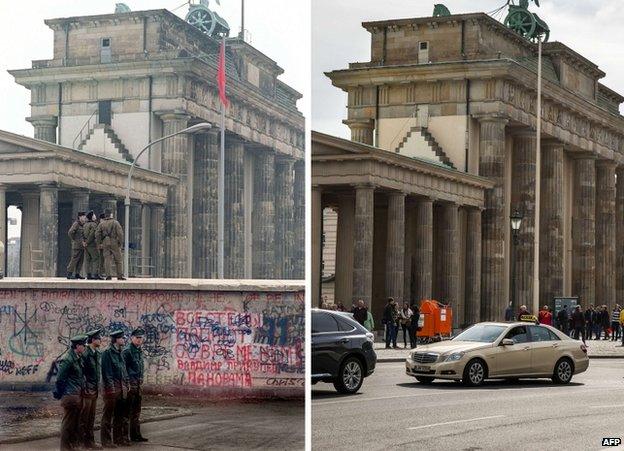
312 361 624 451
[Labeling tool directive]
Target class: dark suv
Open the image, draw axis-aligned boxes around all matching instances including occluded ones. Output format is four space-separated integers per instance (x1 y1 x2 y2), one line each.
311 309 377 394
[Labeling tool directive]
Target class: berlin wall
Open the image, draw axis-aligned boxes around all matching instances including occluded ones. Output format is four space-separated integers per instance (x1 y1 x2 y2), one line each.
0 280 304 398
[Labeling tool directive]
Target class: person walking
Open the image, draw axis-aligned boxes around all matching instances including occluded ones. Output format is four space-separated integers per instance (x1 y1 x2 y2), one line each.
584 305 594 340
80 329 103 449
54 334 88 451
101 330 130 447
382 298 400 349
352 299 367 327
611 305 621 342
556 306 569 335
399 302 413 348
66 212 87 279
572 306 586 344
409 303 420 349
83 211 103 280
96 209 126 281
601 305 611 340
538 305 552 326
123 328 148 443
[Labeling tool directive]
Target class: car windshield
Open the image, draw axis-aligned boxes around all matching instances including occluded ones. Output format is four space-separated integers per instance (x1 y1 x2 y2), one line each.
453 325 507 343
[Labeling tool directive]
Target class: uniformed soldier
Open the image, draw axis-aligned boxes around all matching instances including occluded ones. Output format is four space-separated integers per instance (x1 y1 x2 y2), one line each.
67 212 87 279
95 209 126 281
80 329 103 449
97 213 107 278
122 328 148 443
83 212 103 280
101 330 130 447
54 334 87 451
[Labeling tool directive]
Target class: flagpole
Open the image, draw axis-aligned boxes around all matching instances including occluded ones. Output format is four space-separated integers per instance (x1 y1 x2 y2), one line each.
218 36 226 279
240 0 245 39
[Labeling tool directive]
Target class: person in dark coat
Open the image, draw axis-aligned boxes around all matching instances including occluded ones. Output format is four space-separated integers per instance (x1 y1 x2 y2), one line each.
55 334 87 451
600 305 611 340
584 305 594 340
101 330 130 447
80 329 103 449
382 298 400 349
572 306 586 343
352 299 368 326
409 303 420 349
556 306 569 335
122 328 148 443
592 307 602 339
66 212 87 279
504 302 513 321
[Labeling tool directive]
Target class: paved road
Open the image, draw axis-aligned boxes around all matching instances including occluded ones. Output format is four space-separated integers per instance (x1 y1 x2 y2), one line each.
5 401 304 450
312 360 624 450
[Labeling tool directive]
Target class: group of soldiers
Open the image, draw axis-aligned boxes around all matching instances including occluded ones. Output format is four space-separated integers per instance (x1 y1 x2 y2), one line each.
66 209 125 280
54 328 147 450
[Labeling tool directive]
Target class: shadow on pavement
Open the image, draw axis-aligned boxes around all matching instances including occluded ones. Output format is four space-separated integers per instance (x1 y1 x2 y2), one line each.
397 379 585 390
311 389 363 400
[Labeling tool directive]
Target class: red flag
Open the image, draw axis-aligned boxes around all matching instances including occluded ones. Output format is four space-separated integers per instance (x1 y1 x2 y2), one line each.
218 38 229 108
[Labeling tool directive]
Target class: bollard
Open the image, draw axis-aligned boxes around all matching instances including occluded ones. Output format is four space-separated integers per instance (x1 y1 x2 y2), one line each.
0 240 4 279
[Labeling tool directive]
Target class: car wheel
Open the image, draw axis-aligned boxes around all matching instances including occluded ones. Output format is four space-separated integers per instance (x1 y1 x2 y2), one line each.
552 358 574 384
333 357 364 394
415 376 434 384
462 359 487 387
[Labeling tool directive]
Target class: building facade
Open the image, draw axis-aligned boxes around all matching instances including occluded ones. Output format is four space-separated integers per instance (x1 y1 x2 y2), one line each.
314 12 624 326
4 8 305 279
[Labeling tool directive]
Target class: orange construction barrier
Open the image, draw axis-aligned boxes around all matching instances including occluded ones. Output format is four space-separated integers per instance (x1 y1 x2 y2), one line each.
417 300 453 340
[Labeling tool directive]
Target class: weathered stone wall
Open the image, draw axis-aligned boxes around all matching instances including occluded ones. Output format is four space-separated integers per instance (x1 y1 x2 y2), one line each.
0 280 304 398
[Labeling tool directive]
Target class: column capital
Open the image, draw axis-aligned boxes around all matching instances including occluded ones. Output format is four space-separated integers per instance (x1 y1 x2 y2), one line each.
351 183 376 191
509 128 537 138
386 190 407 199
342 118 375 130
541 138 563 148
596 159 618 169
38 182 59 190
155 110 191 122
276 155 296 166
570 152 596 161
26 115 57 127
474 114 509 125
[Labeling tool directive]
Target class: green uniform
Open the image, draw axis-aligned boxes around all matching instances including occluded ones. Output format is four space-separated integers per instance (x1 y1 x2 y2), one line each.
122 343 145 441
83 220 99 276
80 345 101 447
96 217 124 278
66 221 86 275
101 345 129 446
55 349 85 451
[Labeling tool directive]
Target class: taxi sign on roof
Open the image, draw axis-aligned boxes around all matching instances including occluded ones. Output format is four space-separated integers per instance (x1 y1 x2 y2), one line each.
520 315 538 323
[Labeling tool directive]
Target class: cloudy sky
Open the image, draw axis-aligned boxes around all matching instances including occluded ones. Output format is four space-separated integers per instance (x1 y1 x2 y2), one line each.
312 0 624 139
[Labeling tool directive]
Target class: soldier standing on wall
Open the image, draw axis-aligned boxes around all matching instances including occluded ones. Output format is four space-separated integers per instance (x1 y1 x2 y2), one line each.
54 334 88 451
98 213 107 278
67 212 87 279
83 212 103 280
80 329 103 449
123 328 148 443
95 209 126 281
101 330 130 447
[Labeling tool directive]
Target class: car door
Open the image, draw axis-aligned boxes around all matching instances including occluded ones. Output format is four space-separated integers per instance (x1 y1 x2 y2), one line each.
311 312 344 377
495 326 532 376
528 325 560 375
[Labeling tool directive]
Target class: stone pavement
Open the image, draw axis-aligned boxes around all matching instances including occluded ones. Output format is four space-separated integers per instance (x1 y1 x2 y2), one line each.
374 337 624 362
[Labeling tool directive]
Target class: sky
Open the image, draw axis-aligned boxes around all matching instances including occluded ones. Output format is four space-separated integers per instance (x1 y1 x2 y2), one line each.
0 0 310 238
312 0 624 139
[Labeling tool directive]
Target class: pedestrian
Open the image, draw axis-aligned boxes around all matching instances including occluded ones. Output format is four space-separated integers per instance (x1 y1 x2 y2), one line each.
382 298 399 349
584 305 594 340
67 212 87 279
504 302 513 321
556 306 569 335
409 303 420 349
572 306 586 344
95 208 126 281
620 307 624 347
83 211 103 280
610 305 621 342
123 328 148 443
80 329 103 449
601 305 611 340
399 302 413 348
538 305 552 326
101 329 130 447
54 334 88 451
336 302 346 312
518 305 530 319
364 309 375 333
352 299 367 326
592 307 602 339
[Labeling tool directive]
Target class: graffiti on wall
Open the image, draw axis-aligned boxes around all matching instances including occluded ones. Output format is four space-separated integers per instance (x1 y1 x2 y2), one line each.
0 288 305 390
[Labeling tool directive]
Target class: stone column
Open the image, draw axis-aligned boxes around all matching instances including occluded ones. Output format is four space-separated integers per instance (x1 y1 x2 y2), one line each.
352 185 374 307
386 191 405 303
343 119 375 145
160 112 191 278
275 158 295 279
596 161 616 310
0 184 6 277
150 205 165 278
27 116 57 144
439 202 460 312
71 191 90 220
511 130 536 311
39 183 58 277
312 186 322 306
539 141 564 309
617 167 624 306
335 196 355 306
465 207 482 325
572 157 596 307
478 116 508 321
252 148 275 279
20 191 40 277
293 161 305 280
414 197 434 301
225 137 245 278
192 131 218 278
129 201 143 277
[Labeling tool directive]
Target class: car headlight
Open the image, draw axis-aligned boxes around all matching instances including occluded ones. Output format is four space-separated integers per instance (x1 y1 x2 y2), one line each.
443 352 465 362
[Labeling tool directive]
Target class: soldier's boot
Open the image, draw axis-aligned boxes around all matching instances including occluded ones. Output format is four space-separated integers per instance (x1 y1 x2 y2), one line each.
67 272 74 279
74 273 85 280
118 276 126 281
94 274 105 280
86 273 93 280
105 276 112 280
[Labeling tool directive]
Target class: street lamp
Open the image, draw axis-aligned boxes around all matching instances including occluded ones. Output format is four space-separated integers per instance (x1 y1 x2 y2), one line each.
124 122 212 279
510 210 523 320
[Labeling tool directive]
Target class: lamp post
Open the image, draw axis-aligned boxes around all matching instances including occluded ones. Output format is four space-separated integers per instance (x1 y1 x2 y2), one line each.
124 122 212 279
510 210 523 320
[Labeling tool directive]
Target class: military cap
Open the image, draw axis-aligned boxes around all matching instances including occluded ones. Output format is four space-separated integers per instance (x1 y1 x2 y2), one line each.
104 208 112 217
77 211 87 217
131 327 145 337
109 329 125 339
70 334 88 346
85 328 102 341
86 210 96 221
99 213 106 219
